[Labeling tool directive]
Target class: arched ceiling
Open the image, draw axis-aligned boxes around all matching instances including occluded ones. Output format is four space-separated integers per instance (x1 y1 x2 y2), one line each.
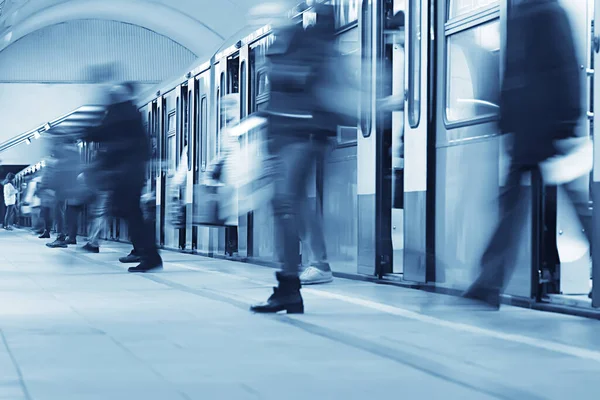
0 0 300 59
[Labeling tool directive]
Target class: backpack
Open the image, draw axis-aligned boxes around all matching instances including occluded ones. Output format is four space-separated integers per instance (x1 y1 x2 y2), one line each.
265 20 358 136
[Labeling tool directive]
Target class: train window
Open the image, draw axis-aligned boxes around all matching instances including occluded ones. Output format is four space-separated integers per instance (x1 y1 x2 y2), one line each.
333 0 360 29
240 61 247 118
201 96 208 171
215 87 221 159
445 20 500 123
408 0 421 128
448 0 498 20
360 0 372 137
167 111 176 174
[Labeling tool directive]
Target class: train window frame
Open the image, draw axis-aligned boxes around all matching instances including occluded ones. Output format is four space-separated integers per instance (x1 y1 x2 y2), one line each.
447 0 499 21
200 95 208 172
335 26 359 146
240 61 247 118
408 0 422 128
443 8 501 129
167 110 177 176
360 0 373 138
187 90 193 171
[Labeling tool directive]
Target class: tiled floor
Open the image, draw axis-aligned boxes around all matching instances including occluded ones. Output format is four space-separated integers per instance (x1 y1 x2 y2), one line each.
1 229 599 400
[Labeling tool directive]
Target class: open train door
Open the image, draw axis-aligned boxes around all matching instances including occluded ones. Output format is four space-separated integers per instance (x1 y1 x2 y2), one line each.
592 0 600 307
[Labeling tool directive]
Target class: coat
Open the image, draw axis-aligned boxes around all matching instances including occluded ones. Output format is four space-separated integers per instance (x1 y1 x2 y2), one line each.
500 0 582 165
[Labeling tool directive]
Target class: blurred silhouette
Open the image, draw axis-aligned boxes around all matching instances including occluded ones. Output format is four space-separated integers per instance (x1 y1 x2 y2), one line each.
83 82 162 272
463 0 590 307
250 2 343 314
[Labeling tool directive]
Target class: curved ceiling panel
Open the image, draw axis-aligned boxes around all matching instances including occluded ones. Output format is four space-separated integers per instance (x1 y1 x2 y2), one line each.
0 0 227 57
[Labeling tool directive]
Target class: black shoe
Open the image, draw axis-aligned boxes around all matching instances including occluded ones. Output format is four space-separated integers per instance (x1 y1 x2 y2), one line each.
462 285 500 310
119 250 141 263
128 258 163 273
65 237 77 245
46 238 68 248
38 230 50 239
80 243 100 253
250 272 304 314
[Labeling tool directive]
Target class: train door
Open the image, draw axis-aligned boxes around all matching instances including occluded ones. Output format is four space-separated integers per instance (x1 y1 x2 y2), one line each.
162 89 179 250
238 45 251 259
153 98 164 247
593 0 600 308
225 52 240 257
535 1 595 307
194 71 211 254
180 82 193 252
433 2 508 293
248 36 275 263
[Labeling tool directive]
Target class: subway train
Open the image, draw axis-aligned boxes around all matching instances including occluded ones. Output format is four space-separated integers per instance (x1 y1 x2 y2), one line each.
15 0 597 306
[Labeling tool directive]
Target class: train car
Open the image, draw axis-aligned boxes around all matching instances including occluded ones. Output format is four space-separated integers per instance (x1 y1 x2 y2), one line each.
129 0 597 308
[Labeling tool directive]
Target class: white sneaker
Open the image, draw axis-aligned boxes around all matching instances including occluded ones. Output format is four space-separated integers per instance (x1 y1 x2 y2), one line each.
300 266 333 285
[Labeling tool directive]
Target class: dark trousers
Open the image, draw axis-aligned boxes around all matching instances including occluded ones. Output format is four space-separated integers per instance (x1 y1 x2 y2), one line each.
270 136 329 277
66 204 83 240
4 205 15 227
119 185 159 262
40 206 53 232
471 161 592 293
54 201 66 237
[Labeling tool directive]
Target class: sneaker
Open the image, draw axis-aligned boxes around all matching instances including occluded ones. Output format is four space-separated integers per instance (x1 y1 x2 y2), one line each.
119 250 141 263
80 243 100 254
300 264 333 285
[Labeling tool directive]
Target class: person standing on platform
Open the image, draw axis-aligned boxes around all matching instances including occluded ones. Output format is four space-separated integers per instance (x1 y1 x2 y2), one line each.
250 3 343 314
463 0 592 307
83 82 162 272
3 173 17 230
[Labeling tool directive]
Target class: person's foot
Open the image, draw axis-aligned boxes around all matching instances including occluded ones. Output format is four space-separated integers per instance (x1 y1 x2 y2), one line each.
119 250 141 263
46 236 67 248
251 272 304 314
80 243 100 254
300 263 333 285
462 285 500 310
4 226 13 231
128 257 163 273
38 230 50 239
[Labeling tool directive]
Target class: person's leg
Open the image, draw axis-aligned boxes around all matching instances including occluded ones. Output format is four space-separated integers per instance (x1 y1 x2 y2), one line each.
65 204 83 244
39 206 51 238
47 201 67 247
464 163 529 306
86 192 110 248
123 186 161 272
251 138 320 314
298 144 332 284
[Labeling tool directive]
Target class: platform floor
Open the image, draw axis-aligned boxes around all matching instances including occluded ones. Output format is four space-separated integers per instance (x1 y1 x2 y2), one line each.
1 229 600 400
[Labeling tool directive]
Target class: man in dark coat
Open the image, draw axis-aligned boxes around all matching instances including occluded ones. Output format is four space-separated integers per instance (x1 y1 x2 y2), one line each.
84 82 162 272
463 0 591 306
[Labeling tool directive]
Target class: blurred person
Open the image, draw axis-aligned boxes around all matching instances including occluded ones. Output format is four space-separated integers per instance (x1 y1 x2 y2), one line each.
250 3 340 314
46 139 82 248
3 172 17 230
83 82 162 272
463 0 590 307
36 155 57 239
25 176 44 234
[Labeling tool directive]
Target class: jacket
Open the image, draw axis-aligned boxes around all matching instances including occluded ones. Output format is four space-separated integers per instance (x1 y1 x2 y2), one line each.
500 0 582 165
